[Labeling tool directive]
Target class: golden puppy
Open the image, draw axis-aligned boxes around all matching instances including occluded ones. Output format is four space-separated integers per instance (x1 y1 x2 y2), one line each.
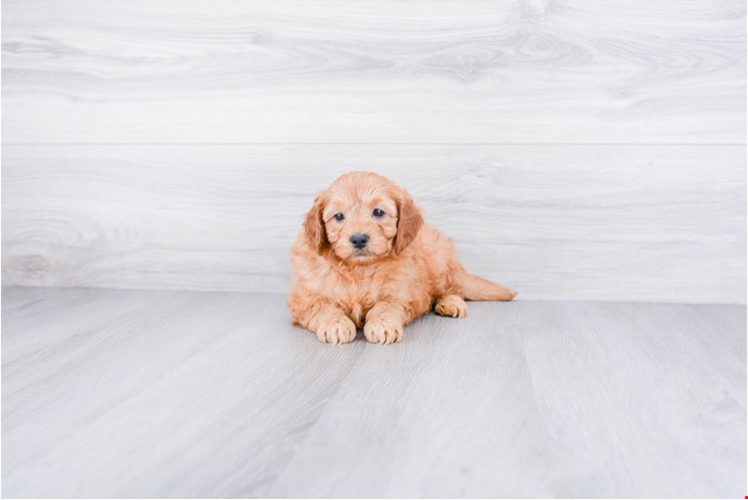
288 172 516 345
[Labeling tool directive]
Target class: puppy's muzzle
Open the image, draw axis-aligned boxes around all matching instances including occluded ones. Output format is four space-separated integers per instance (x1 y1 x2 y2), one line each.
350 233 369 249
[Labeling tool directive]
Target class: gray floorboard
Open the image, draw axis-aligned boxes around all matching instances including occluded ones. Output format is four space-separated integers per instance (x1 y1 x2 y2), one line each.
2 287 745 498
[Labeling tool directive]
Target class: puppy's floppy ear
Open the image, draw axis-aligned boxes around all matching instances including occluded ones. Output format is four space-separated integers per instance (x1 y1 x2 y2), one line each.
303 194 328 253
393 191 423 255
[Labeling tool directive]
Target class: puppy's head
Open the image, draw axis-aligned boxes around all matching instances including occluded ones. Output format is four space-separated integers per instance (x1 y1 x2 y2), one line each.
303 172 423 264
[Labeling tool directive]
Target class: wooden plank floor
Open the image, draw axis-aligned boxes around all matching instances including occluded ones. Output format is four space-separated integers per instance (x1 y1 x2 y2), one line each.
2 287 745 498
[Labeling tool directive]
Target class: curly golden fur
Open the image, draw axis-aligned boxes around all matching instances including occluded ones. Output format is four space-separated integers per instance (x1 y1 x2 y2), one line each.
288 172 516 344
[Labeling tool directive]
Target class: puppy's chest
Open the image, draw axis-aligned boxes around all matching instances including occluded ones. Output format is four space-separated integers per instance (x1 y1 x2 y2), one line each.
331 274 384 324
350 281 380 322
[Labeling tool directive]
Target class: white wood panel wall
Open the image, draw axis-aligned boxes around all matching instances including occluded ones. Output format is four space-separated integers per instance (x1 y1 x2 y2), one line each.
2 0 746 303
3 145 745 303
2 0 745 144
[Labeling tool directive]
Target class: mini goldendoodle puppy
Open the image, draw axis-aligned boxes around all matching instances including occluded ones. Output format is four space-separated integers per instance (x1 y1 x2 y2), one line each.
288 172 516 345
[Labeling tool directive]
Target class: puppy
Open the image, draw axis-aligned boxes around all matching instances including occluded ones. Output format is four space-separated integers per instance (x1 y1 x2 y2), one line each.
287 172 516 345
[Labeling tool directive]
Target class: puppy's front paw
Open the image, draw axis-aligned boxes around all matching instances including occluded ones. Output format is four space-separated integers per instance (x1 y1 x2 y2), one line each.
315 316 357 344
435 295 469 318
364 317 403 345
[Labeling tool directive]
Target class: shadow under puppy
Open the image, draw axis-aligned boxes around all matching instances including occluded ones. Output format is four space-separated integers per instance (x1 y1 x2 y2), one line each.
288 172 516 344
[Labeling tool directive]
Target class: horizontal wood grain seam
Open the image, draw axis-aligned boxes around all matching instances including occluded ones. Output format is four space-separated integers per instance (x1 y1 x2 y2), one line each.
3 142 747 146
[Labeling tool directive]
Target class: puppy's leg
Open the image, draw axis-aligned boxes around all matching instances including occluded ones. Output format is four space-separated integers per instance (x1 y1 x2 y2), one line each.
434 294 469 318
364 301 407 345
288 295 356 344
313 308 357 344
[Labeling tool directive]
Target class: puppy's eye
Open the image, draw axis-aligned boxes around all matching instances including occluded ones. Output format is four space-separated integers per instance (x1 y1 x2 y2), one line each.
372 208 385 217
334 213 345 221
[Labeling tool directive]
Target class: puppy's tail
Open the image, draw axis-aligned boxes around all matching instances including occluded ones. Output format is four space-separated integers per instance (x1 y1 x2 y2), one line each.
459 272 517 301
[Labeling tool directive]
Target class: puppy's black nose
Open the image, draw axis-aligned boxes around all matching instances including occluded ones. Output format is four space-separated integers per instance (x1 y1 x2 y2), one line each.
350 233 369 249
